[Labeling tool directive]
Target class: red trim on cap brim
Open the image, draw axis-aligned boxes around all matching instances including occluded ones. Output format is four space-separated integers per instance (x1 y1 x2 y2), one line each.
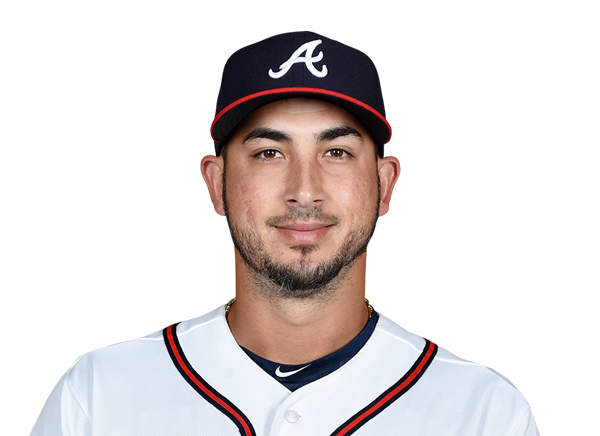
211 87 392 143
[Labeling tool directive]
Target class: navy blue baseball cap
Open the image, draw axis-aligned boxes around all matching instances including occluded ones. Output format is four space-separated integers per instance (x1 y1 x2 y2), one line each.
211 31 392 156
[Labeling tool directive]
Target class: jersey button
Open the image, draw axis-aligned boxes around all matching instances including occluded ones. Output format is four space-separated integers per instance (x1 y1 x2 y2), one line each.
284 409 300 423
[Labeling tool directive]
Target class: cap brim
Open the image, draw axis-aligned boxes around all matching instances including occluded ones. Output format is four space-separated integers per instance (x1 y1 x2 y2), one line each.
211 87 391 155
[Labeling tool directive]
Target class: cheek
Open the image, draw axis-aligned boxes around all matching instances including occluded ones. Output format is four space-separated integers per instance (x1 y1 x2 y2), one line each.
227 174 279 220
238 183 254 208
334 173 379 215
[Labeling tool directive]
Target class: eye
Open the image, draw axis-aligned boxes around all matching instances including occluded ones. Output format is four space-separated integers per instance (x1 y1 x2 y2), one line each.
257 149 280 160
325 148 350 159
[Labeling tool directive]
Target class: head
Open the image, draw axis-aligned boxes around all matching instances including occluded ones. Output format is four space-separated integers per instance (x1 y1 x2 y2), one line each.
202 32 400 301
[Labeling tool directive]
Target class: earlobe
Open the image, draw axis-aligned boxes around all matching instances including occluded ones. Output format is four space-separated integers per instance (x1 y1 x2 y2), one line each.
377 156 401 216
200 155 226 216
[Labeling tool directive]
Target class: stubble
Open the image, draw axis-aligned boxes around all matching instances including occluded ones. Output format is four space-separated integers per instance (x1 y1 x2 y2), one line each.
223 168 381 302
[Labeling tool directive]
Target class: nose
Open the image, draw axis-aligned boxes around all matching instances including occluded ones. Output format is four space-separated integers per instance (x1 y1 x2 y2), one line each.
284 157 324 208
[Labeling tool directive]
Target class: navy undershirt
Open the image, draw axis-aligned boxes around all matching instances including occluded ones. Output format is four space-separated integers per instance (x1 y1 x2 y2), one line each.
241 311 379 391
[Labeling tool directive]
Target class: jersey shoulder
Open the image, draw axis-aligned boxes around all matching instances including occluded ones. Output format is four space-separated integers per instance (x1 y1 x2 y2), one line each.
375 312 523 390
31 307 244 436
67 306 224 367
63 307 225 414
372 314 537 436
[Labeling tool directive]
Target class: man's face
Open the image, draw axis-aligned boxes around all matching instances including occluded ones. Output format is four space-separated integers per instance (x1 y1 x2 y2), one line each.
221 98 383 299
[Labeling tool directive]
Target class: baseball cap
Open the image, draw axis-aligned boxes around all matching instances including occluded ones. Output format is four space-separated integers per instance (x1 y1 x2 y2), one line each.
211 31 391 156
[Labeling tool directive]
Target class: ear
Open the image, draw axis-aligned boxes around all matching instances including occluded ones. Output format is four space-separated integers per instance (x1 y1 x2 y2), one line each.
201 154 226 216
377 156 401 216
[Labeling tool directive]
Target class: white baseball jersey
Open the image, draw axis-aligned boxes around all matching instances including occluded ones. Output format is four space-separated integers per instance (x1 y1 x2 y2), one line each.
31 306 538 435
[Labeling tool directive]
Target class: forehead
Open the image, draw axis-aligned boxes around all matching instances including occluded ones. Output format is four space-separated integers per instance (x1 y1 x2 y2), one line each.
230 98 373 142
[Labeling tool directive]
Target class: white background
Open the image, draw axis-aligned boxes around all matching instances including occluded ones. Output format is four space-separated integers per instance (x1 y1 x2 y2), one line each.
0 0 600 436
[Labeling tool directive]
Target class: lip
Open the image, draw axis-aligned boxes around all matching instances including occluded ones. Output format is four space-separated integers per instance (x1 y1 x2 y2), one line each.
275 222 334 244
277 221 332 231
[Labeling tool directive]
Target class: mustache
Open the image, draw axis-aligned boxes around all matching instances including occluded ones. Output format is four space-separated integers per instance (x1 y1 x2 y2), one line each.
265 207 341 228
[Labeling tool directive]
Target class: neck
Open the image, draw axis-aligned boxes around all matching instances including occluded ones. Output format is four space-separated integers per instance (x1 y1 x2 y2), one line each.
226 250 370 364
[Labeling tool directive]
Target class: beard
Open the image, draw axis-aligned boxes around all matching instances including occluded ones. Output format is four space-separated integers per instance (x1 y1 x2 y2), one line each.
223 176 380 301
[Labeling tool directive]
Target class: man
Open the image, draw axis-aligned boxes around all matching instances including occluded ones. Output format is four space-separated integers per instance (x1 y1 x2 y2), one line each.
31 31 538 435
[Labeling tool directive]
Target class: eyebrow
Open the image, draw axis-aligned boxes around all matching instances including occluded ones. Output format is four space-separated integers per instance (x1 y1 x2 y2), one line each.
316 126 363 143
243 127 292 144
242 125 363 145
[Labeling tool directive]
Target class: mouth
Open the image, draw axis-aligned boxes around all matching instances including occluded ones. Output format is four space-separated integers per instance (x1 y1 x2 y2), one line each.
277 222 333 231
274 221 335 245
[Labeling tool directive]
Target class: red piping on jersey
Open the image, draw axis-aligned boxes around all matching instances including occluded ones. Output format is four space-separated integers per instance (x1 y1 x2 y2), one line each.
210 87 392 143
333 340 437 436
165 325 254 436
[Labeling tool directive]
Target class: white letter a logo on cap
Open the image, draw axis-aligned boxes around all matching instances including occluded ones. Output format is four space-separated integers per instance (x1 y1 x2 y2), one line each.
269 39 328 79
